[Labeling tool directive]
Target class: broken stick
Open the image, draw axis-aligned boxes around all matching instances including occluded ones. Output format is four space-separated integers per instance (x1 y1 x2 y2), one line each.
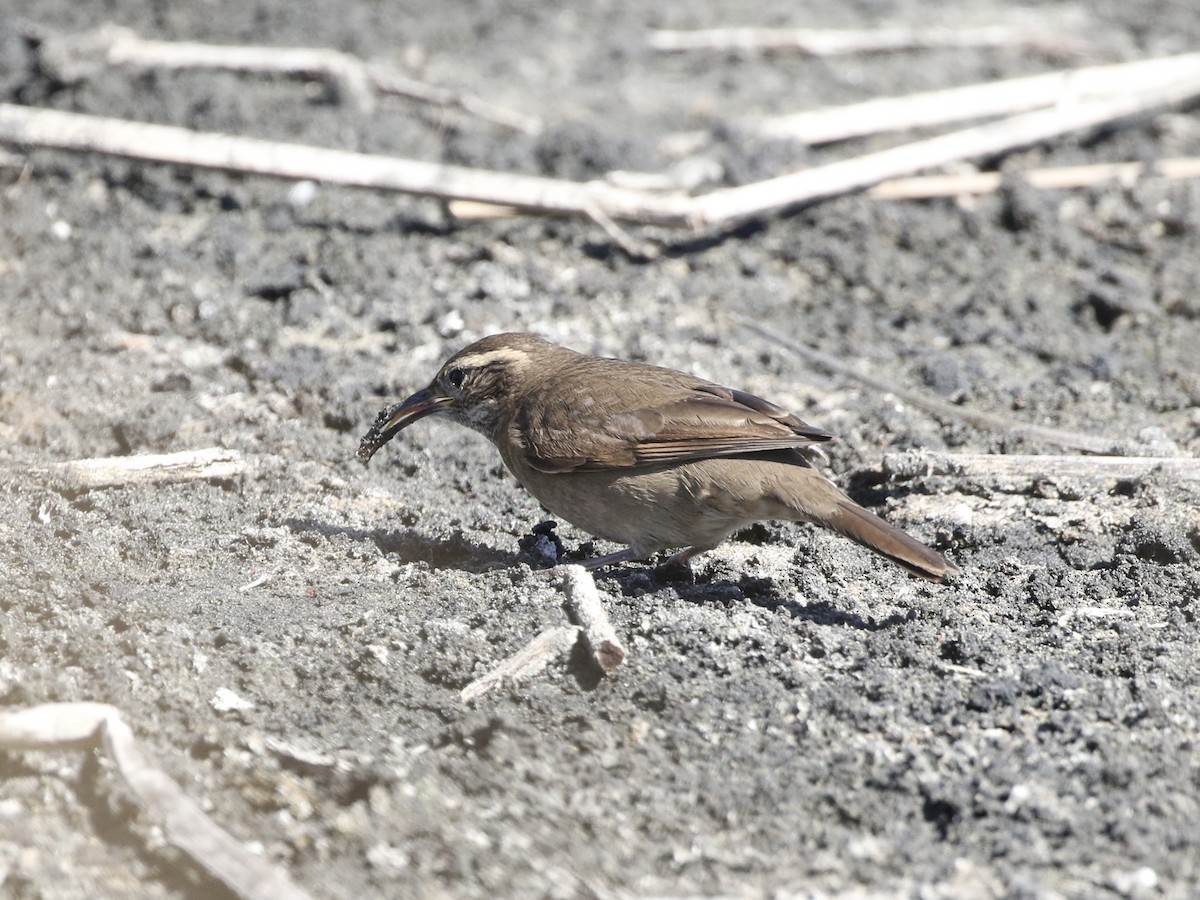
560 565 626 676
870 157 1200 200
4 55 1198 234
39 25 539 133
758 52 1200 144
691 74 1200 226
0 702 312 900
0 103 692 226
649 25 1071 56
460 624 582 702
35 447 246 489
883 452 1200 484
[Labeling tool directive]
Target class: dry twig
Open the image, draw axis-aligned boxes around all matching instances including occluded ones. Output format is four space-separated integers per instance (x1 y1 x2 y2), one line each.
871 157 1200 200
442 155 1200 214
40 25 539 133
460 625 582 702
560 565 626 675
36 447 246 489
5 74 1196 236
4 49 1199 239
0 103 693 225
460 567 625 700
758 52 1200 144
737 320 1120 454
649 25 1069 56
883 451 1200 484
690 74 1200 226
0 702 311 900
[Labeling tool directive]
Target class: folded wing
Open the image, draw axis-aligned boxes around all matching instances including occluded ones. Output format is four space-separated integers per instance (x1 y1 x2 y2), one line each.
521 375 833 473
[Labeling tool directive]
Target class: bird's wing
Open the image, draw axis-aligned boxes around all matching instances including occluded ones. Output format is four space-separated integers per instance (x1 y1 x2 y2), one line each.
521 379 833 473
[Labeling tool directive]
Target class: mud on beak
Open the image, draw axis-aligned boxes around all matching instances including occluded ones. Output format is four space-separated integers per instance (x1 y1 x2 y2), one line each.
356 386 453 464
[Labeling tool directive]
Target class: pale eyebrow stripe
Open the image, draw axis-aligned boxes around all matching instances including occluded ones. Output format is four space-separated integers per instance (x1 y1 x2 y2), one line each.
452 348 534 372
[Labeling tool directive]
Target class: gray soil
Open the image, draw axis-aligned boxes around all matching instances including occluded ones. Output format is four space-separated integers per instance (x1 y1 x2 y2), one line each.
3 1 1200 898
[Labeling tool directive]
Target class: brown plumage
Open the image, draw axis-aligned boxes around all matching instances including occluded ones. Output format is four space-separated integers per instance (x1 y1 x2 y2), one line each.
358 333 959 581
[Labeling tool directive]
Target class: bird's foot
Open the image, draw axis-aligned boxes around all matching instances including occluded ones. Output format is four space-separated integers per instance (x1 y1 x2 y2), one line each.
666 546 706 567
650 546 711 582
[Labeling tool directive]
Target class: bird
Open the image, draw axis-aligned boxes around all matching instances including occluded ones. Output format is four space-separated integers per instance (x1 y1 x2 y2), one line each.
357 332 959 581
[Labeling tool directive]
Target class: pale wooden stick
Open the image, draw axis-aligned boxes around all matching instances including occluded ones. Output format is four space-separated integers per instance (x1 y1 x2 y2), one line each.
883 452 1200 483
560 565 626 676
100 26 373 111
460 625 582 702
737 320 1120 454
460 568 626 700
759 53 1200 144
870 157 1200 200
445 200 524 219
0 701 117 749
368 68 541 135
0 703 312 900
238 572 274 593
581 198 661 260
693 74 1200 225
649 26 1069 56
51 25 539 133
4 65 1197 232
38 447 245 489
102 716 310 900
0 103 694 227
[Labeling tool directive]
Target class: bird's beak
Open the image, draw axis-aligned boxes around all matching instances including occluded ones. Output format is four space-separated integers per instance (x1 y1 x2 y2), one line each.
356 385 453 464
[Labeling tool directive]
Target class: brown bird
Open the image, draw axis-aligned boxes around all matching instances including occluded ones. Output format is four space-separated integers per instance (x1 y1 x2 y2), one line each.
358 333 959 581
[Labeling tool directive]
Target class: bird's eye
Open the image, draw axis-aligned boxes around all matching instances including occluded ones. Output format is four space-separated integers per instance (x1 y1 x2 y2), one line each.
447 367 466 388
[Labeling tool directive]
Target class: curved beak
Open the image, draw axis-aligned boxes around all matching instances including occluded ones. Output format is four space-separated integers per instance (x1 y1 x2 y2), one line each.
356 385 453 464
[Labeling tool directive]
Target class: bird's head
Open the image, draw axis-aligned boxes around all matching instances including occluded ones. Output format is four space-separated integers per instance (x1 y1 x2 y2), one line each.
357 332 566 463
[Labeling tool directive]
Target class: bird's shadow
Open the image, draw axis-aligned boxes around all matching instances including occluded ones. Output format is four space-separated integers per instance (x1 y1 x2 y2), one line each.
285 519 514 574
564 638 606 691
595 565 915 632
296 518 911 635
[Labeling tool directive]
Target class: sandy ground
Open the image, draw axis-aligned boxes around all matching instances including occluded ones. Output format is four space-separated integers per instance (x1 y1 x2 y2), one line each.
2 1 1200 898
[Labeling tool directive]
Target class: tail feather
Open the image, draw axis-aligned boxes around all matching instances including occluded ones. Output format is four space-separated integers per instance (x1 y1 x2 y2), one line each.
826 498 959 582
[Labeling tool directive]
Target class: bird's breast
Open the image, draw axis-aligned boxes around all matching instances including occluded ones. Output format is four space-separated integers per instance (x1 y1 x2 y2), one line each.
494 444 813 556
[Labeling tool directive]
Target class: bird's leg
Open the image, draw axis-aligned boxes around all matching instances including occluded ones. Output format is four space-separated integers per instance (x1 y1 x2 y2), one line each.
578 545 712 573
578 547 643 570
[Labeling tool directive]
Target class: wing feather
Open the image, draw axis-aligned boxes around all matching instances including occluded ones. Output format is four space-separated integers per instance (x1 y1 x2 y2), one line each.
519 365 832 473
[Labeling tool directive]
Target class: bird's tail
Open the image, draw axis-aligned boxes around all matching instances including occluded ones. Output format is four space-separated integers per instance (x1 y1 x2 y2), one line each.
822 497 959 582
775 465 959 581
